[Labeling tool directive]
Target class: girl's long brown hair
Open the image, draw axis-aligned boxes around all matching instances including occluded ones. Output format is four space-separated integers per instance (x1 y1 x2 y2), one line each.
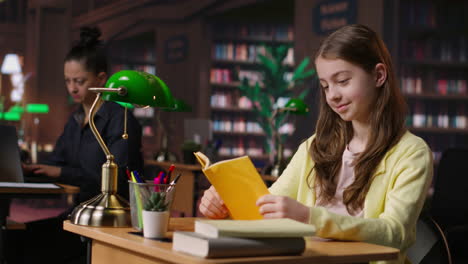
310 24 407 214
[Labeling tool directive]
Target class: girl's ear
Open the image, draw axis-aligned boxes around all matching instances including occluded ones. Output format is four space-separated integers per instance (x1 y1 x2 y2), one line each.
374 63 387 87
97 72 108 87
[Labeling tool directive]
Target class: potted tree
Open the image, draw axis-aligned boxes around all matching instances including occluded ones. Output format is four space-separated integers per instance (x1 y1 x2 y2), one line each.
237 44 315 176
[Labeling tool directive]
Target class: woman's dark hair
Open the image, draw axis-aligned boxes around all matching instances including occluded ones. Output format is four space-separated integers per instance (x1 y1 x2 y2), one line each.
309 24 407 214
65 26 107 74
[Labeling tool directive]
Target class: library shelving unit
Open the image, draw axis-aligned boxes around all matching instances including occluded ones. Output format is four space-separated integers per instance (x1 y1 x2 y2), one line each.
208 19 295 167
398 0 468 164
106 31 158 157
107 31 156 76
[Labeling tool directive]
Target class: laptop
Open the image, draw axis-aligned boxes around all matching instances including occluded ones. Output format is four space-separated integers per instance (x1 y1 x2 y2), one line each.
0 124 24 182
0 124 59 189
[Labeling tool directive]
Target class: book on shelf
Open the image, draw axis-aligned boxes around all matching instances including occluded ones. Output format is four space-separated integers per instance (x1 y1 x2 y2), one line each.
193 151 269 219
172 231 306 258
195 218 316 238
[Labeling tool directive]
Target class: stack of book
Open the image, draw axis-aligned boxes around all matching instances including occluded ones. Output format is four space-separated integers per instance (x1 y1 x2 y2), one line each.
172 218 315 258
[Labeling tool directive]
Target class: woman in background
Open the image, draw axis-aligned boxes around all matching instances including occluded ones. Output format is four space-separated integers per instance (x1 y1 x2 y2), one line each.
19 26 143 264
24 26 143 204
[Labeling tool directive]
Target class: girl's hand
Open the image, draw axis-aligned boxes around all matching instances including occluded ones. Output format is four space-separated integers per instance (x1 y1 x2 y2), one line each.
199 185 229 219
256 194 310 223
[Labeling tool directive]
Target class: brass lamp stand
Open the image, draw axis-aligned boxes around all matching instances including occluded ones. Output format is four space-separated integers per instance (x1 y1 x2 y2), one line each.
69 70 176 227
70 88 131 227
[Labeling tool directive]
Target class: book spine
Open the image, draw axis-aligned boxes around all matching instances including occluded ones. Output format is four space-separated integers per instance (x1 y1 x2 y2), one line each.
208 237 305 258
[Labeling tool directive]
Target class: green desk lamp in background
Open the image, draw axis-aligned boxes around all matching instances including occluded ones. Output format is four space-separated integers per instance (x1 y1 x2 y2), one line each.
0 53 22 120
1 103 49 162
26 103 49 114
69 70 175 227
0 111 21 121
1 103 49 127
5 103 49 116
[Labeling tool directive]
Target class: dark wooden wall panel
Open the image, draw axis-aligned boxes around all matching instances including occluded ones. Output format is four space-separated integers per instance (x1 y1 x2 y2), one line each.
24 5 72 146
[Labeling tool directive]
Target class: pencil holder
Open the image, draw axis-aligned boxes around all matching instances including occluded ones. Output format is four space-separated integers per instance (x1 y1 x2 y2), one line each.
128 181 176 235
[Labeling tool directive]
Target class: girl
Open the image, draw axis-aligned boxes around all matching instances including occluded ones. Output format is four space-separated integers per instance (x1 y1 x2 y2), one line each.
199 24 432 264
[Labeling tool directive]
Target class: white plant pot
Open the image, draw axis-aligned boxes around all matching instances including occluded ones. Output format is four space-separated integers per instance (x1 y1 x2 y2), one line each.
142 210 170 238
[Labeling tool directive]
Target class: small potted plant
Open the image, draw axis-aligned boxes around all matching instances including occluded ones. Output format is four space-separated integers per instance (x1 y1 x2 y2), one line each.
181 140 202 164
142 191 170 238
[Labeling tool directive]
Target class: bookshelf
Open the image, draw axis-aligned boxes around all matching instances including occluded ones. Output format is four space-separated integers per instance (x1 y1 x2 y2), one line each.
398 0 468 164
209 20 295 166
107 31 156 75
106 31 158 158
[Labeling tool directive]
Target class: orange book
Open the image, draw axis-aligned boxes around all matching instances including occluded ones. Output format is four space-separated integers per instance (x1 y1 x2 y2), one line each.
194 152 269 220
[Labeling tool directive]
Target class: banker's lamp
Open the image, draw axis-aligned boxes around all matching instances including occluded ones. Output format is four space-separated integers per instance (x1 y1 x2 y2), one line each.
6 103 49 115
282 98 309 115
69 70 175 227
0 105 22 121
0 103 49 121
0 111 21 121
26 103 49 114
166 98 192 112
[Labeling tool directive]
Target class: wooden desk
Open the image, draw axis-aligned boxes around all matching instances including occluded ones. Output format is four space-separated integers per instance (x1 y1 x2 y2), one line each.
64 217 399 264
145 161 202 217
0 183 79 195
0 183 79 264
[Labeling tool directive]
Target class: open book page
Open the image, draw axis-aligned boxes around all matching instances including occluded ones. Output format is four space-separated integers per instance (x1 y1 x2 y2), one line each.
195 218 316 238
194 151 249 169
194 151 210 169
193 152 270 219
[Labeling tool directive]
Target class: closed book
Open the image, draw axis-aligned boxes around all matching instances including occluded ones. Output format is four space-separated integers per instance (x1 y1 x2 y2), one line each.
195 218 315 238
172 231 306 258
194 151 269 219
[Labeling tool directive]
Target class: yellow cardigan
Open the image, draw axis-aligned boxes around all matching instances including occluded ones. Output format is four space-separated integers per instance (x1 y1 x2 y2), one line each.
269 131 433 264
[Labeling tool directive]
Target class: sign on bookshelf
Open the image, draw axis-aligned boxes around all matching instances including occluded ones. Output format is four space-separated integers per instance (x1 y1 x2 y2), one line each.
313 0 357 35
164 35 188 64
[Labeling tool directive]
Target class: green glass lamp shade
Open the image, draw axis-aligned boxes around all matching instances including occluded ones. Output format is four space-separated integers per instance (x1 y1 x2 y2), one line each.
164 98 192 112
103 70 174 108
8 105 25 114
0 111 21 121
26 104 49 114
115 102 135 109
284 98 309 115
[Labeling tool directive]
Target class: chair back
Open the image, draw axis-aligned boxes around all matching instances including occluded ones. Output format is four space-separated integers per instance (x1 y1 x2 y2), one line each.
430 148 468 230
407 217 451 264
